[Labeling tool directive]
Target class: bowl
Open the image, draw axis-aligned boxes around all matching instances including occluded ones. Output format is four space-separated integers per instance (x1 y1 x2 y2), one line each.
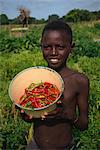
9 66 64 118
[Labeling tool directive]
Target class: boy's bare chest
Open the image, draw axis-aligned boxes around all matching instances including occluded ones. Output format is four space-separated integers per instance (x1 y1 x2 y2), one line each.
62 76 79 105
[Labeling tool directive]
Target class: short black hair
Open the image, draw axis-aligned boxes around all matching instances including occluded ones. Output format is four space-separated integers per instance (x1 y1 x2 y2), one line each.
42 19 72 44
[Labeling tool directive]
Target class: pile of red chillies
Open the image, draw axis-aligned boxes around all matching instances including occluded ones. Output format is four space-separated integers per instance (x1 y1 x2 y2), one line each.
19 82 60 108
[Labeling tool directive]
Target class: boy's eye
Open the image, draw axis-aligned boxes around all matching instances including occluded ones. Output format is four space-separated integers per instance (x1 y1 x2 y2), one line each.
57 45 65 50
41 44 66 50
41 45 52 50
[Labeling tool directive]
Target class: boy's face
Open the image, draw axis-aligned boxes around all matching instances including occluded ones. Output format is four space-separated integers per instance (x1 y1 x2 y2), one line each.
41 30 72 70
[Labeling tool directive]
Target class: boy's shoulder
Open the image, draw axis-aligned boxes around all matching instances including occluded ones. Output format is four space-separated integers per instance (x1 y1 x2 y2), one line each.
62 68 89 93
69 69 89 85
64 68 89 85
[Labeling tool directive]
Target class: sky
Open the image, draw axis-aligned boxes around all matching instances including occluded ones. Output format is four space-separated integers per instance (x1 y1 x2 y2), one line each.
0 0 100 19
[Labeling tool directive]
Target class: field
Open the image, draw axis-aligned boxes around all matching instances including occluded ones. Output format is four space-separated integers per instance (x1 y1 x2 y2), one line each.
0 21 100 150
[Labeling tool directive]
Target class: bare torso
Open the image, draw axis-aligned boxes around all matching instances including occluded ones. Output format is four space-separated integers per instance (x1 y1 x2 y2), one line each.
34 68 87 148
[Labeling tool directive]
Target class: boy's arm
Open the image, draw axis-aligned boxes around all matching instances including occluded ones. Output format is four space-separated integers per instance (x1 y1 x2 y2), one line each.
74 76 89 131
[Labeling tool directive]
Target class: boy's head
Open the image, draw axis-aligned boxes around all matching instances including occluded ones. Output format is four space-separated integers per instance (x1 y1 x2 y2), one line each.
42 19 72 44
41 19 73 70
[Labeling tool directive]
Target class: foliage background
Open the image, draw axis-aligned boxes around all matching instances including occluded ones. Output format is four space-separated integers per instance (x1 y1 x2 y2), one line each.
0 21 100 150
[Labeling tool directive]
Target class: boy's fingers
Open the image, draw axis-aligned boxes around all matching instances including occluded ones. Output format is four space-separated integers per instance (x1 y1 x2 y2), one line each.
41 115 46 120
44 112 48 115
29 115 33 119
41 112 48 120
21 109 24 113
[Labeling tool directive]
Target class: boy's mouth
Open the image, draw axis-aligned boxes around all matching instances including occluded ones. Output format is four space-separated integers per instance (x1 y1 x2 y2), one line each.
50 58 59 64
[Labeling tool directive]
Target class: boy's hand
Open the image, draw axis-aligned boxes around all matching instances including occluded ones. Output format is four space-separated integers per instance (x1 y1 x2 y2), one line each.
41 107 63 120
15 104 63 121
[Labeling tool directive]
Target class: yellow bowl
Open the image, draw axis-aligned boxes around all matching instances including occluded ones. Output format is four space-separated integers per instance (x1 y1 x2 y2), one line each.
9 66 64 118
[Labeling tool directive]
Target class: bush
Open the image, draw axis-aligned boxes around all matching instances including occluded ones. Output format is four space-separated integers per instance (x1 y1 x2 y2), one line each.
72 25 100 61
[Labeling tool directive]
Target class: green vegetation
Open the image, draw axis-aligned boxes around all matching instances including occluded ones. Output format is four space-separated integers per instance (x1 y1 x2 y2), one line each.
63 9 100 22
0 21 100 150
0 9 100 25
0 14 9 25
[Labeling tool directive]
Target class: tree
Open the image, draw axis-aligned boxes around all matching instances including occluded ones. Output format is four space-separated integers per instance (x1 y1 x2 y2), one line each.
36 18 45 24
92 11 100 20
28 17 37 24
47 14 59 22
0 14 9 25
79 9 92 21
64 9 92 22
64 9 80 22
18 7 30 27
9 18 21 25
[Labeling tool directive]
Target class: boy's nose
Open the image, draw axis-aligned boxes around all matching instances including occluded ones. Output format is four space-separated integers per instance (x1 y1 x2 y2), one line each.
52 46 56 54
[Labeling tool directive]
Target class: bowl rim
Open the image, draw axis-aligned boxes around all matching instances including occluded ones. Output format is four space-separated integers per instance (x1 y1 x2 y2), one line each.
9 66 64 111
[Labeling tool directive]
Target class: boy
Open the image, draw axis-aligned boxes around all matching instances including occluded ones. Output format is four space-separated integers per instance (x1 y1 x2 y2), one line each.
20 19 89 150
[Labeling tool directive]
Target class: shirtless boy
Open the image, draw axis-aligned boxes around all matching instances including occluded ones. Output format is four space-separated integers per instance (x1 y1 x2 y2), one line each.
20 19 89 150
